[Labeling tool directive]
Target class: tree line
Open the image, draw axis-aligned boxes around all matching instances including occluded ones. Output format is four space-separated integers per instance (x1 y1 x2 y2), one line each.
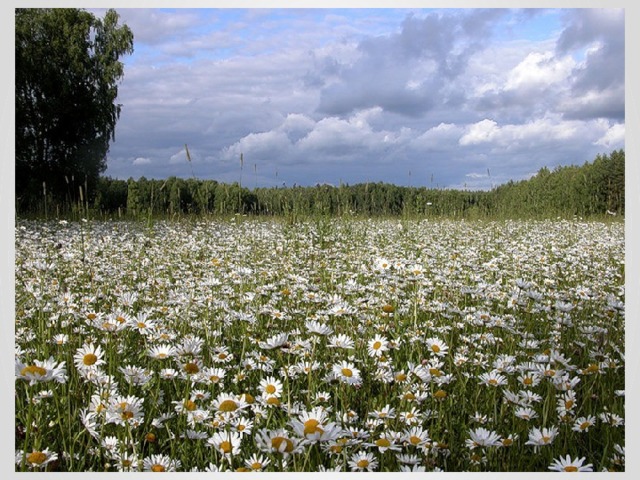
490 149 624 218
20 149 624 220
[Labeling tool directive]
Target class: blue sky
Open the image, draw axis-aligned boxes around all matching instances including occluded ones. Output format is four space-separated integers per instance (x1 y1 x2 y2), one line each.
86 7 624 189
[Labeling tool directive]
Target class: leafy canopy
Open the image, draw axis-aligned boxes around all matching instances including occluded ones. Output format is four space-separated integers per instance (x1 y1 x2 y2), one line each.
15 8 134 209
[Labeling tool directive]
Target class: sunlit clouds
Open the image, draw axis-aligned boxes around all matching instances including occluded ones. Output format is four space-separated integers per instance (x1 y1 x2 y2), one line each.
88 8 624 190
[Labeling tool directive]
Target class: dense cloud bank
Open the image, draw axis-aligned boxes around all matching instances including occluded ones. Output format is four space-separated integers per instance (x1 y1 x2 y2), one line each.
100 8 624 190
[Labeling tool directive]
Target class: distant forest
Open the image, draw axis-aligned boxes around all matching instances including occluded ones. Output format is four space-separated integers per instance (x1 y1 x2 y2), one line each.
19 149 624 220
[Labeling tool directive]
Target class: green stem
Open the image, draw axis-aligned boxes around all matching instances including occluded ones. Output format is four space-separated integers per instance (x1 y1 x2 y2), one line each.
53 389 72 469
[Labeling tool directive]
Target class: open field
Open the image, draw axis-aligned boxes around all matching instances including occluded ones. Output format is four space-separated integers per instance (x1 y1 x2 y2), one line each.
14 217 625 472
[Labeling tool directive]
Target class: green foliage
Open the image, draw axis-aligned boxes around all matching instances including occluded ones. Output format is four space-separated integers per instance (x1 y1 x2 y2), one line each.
126 177 140 217
17 150 624 220
15 8 134 213
490 150 624 218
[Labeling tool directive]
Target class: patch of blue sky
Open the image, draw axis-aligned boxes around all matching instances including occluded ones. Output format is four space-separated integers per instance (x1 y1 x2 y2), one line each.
509 9 606 65
493 8 563 43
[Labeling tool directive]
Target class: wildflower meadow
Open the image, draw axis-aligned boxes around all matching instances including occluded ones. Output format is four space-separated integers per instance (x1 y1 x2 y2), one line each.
14 217 625 472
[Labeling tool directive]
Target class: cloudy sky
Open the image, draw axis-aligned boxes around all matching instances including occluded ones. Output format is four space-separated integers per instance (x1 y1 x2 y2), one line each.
90 7 624 190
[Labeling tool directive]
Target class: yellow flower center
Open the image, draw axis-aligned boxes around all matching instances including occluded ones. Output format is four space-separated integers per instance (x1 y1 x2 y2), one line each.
86 313 97 320
404 392 416 400
219 399 238 412
523 377 533 385
218 353 228 360
564 466 578 472
184 362 199 374
584 364 599 374
488 379 498 386
21 365 47 377
376 438 391 448
373 341 382 350
382 304 395 313
357 459 370 468
83 353 98 366
219 440 232 454
565 400 574 409
395 373 407 382
271 436 294 453
151 464 165 472
410 435 421 445
542 436 551 443
157 353 168 359
265 384 276 394
116 316 126 323
304 419 323 435
266 397 281 406
431 344 441 353
502 438 513 446
341 368 353 377
434 389 447 400
137 322 147 329
243 393 255 404
580 422 591 430
27 451 47 465
146 433 156 443
429 368 441 376
251 462 263 470
184 400 197 411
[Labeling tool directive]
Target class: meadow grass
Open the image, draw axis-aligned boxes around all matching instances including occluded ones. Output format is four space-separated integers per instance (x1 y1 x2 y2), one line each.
14 217 624 472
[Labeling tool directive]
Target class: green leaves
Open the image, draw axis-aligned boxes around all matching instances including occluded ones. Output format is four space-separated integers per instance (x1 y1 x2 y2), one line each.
15 8 134 211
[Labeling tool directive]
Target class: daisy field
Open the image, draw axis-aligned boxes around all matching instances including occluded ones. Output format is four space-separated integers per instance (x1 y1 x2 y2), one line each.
14 217 624 472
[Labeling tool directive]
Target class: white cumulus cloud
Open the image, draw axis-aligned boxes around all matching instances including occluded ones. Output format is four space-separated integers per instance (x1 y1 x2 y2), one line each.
505 51 575 93
132 157 152 166
413 123 462 150
222 130 292 162
594 123 624 148
459 119 500 146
